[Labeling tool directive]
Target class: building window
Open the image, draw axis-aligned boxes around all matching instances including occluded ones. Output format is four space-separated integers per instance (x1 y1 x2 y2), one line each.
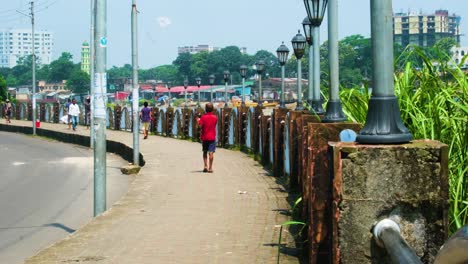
462 51 466 56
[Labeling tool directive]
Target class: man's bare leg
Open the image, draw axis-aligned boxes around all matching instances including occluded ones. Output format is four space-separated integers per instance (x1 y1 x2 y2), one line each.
208 152 214 172
203 152 208 171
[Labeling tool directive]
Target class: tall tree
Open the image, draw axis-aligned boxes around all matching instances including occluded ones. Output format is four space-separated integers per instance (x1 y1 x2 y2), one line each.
48 52 75 83
67 68 90 94
0 75 6 101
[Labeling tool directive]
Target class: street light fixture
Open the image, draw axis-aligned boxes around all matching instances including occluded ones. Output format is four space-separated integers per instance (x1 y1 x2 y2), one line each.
183 77 189 108
356 0 412 143
209 74 215 103
223 70 230 108
239 65 248 107
322 0 346 122
255 60 265 106
195 77 201 107
276 42 290 109
291 30 307 110
167 85 172 107
304 0 327 115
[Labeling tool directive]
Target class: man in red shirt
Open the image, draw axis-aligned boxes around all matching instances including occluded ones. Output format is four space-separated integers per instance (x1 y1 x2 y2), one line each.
197 102 218 173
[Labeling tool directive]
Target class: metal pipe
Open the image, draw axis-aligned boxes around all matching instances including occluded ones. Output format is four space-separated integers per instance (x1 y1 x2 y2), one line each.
374 219 423 264
434 225 468 264
258 74 263 106
90 0 95 148
131 0 139 166
280 65 286 109
307 43 313 105
322 0 346 123
311 26 324 114
31 1 36 135
296 59 303 110
93 0 107 216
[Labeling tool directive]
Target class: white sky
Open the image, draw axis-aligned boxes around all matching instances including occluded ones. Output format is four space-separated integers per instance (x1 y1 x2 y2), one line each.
1 0 467 68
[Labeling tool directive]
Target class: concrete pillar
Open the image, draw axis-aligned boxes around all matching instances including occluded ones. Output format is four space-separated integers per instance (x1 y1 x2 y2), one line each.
329 140 448 263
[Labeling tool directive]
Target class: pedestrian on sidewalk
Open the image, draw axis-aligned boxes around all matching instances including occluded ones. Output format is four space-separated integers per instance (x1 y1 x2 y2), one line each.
84 96 91 129
197 102 217 173
69 99 80 131
65 99 71 129
4 99 11 124
139 101 152 139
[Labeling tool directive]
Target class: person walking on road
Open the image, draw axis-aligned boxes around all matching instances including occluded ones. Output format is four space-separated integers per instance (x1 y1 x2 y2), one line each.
84 96 91 129
197 102 218 173
65 99 72 129
139 101 152 139
4 99 11 124
69 99 80 131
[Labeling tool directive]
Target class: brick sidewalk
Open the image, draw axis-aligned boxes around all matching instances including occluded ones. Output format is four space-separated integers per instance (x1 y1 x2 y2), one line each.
3 120 300 264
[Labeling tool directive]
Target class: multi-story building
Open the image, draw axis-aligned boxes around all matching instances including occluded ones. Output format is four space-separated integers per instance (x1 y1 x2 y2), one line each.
451 46 468 68
177 45 220 55
81 41 90 74
393 10 461 47
0 28 54 68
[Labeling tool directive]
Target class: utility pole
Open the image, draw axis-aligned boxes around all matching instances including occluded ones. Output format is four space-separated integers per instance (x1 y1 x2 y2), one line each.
93 0 107 216
131 0 140 166
17 3 37 133
90 0 95 148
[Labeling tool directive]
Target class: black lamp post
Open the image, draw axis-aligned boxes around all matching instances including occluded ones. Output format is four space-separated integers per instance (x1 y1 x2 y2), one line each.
183 77 188 108
239 65 247 107
322 0 346 122
255 60 265 106
209 74 215 103
223 70 230 108
304 0 327 115
356 0 412 143
291 30 307 110
276 42 290 109
302 16 313 107
195 77 201 107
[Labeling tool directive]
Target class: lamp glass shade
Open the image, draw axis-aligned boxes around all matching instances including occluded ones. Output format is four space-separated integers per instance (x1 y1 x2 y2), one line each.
291 30 307 59
195 77 201 86
183 79 188 89
223 70 230 82
209 74 215 85
303 0 328 26
302 16 313 45
276 42 290 66
239 65 247 78
255 60 265 73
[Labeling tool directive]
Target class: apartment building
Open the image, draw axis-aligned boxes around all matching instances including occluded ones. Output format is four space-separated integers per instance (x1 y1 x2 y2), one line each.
0 28 54 68
393 10 461 47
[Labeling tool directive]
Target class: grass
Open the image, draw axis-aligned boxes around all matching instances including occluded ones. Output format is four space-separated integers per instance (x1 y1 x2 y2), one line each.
339 46 467 234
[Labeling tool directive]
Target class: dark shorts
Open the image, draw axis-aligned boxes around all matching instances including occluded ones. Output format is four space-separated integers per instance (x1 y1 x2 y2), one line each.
202 140 216 153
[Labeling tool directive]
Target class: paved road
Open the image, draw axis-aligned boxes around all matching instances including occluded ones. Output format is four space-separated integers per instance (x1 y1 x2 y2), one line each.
0 132 130 264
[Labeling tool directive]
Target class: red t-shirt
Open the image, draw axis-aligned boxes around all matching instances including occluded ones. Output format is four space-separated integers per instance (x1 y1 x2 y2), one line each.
199 112 217 141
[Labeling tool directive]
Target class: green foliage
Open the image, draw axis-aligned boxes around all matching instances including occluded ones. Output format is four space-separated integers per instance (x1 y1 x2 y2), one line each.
48 52 75 83
67 69 90 94
108 64 132 79
0 75 7 101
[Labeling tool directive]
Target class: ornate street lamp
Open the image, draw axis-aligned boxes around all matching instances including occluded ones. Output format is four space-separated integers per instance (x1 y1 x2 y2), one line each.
195 77 201 107
356 0 412 143
239 65 248 107
303 0 327 114
223 70 230 108
291 30 307 110
183 77 189 108
276 42 290 109
322 0 346 122
209 74 215 103
255 60 265 106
